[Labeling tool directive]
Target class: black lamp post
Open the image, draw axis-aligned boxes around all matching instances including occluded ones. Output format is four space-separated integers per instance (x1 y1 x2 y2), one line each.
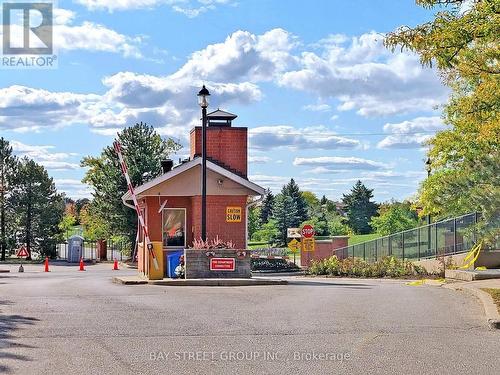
197 85 210 241
425 157 432 225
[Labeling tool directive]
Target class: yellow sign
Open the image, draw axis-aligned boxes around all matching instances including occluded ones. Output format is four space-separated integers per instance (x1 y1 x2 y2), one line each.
288 239 300 253
226 206 242 222
301 238 315 252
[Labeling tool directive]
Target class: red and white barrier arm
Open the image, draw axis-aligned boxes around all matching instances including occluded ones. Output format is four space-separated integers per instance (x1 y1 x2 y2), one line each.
113 141 159 271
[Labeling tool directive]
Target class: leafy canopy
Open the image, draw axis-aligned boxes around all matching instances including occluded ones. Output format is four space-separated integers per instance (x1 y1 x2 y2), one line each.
81 123 181 247
385 0 499 241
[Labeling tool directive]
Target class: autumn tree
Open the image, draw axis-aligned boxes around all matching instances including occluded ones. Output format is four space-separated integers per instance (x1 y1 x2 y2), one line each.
385 0 500 241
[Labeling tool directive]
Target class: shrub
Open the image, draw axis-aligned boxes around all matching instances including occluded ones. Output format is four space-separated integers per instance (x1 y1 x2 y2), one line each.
308 255 431 278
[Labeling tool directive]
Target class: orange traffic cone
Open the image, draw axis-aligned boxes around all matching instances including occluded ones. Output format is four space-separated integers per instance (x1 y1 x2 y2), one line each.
79 258 85 271
113 259 119 271
44 257 49 272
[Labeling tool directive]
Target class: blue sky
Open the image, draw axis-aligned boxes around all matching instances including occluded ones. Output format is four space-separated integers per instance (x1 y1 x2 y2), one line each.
0 0 450 202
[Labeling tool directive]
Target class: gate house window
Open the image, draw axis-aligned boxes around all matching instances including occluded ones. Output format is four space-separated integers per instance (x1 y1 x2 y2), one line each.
162 208 186 247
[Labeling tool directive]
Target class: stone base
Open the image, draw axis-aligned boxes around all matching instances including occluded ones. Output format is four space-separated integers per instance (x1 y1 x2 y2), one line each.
184 249 251 279
445 268 500 281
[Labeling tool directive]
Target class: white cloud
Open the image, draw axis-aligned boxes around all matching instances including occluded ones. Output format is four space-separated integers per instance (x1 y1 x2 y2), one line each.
279 32 448 116
172 29 296 82
377 116 446 149
302 103 331 112
0 8 144 58
39 161 81 170
248 156 272 164
293 156 388 171
54 179 92 199
249 126 360 151
55 22 143 58
0 86 100 132
75 0 235 17
10 141 80 170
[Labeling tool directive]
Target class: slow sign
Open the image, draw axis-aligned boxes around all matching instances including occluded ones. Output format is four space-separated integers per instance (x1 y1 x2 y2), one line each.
301 224 315 238
226 206 242 222
210 257 235 271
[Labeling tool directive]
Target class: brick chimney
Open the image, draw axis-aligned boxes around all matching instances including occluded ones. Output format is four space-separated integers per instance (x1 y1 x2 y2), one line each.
190 109 248 178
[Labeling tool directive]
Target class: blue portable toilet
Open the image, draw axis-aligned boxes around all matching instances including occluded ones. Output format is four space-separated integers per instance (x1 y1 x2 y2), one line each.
166 250 184 278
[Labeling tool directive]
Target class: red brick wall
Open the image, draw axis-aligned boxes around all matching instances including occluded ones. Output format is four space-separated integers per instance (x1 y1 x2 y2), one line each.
191 195 247 249
300 237 349 267
190 127 248 177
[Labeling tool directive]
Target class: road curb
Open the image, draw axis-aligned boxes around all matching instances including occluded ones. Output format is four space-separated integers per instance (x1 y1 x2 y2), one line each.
444 283 500 330
112 276 287 286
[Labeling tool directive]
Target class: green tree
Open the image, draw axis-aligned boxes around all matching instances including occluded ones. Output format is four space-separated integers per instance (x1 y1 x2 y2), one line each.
371 202 419 236
385 0 500 241
342 181 378 234
282 179 308 226
79 202 112 241
247 206 261 240
259 189 274 224
327 212 350 236
251 219 279 243
9 158 64 259
272 194 298 246
58 211 77 240
81 123 181 251
0 138 17 261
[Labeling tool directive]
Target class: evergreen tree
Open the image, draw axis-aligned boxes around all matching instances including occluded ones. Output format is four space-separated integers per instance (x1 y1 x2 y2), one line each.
320 195 328 206
82 123 181 252
272 194 298 246
282 178 308 226
342 181 378 234
259 189 274 224
9 158 64 259
0 138 17 260
247 206 261 240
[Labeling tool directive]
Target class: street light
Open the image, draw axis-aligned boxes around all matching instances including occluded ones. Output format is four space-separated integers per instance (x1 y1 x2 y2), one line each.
425 157 432 225
197 85 210 241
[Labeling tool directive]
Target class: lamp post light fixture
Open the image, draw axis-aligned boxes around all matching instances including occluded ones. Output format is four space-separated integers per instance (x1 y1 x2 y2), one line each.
197 85 210 241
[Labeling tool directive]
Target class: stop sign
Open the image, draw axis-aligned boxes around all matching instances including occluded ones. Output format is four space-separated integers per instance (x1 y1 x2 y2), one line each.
301 224 315 238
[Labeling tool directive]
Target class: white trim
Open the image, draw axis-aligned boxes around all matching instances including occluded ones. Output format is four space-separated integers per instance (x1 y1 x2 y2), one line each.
158 198 168 213
162 207 187 249
122 158 266 201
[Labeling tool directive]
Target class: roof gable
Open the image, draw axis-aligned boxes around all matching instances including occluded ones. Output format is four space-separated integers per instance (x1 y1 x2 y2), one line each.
122 158 265 200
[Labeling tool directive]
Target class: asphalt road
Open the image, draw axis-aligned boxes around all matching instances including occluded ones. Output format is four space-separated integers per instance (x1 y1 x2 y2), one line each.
0 263 498 375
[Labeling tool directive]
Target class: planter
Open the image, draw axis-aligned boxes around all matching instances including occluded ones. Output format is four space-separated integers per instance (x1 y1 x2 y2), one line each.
184 248 251 279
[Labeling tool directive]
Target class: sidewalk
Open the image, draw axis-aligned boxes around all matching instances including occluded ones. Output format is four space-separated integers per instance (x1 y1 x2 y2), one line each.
444 279 500 329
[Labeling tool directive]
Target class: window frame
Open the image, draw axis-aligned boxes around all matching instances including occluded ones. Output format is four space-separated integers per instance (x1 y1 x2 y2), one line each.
162 208 187 248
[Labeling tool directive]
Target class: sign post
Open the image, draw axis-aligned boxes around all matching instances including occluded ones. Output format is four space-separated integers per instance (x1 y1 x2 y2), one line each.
16 246 28 273
300 225 315 262
288 238 300 265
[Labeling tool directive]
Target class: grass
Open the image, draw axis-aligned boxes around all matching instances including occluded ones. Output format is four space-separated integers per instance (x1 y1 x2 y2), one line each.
481 288 500 314
249 233 383 249
348 233 380 245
